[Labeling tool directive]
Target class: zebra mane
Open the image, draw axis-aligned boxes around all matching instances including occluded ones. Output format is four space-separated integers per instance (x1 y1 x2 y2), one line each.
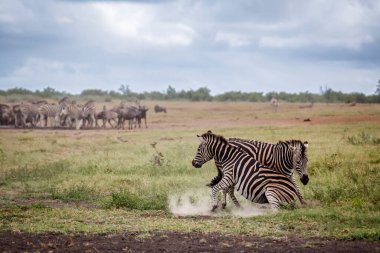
277 140 307 156
59 97 69 104
84 100 95 106
201 131 228 145
228 137 265 145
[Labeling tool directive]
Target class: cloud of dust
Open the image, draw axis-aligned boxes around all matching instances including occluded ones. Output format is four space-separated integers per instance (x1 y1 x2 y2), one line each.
168 189 273 217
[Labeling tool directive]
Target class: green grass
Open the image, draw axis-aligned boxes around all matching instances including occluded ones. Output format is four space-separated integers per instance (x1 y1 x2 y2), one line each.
0 102 379 240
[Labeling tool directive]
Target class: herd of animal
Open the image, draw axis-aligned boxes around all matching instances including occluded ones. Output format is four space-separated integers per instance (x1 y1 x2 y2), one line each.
192 131 309 211
0 97 159 130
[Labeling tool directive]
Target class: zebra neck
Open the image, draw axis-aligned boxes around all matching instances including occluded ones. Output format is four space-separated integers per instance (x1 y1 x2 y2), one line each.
273 145 293 174
213 145 238 165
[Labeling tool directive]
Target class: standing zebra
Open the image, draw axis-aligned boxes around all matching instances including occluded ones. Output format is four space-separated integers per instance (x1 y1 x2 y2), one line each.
59 101 84 130
208 137 309 207
38 98 69 127
192 131 303 210
270 96 278 112
82 100 96 128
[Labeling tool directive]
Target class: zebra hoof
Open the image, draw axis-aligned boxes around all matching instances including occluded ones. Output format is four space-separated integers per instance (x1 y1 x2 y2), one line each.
211 205 218 212
221 203 226 209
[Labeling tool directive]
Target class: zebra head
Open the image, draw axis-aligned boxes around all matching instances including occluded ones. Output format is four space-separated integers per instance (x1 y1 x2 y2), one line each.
192 130 222 168
292 141 309 185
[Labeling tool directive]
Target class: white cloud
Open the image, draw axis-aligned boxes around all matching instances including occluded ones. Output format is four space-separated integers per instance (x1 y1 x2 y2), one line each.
92 2 195 47
215 31 251 47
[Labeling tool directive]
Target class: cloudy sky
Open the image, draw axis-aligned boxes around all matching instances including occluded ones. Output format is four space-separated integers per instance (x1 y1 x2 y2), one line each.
0 0 379 95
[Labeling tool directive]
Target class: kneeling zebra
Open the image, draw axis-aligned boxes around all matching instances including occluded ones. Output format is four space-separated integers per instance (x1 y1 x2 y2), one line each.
208 137 309 208
192 131 303 210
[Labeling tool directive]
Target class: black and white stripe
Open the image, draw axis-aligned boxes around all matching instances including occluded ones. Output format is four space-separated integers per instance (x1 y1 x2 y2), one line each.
192 131 303 210
209 138 309 207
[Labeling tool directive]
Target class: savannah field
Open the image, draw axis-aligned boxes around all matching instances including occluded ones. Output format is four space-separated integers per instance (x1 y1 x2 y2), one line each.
0 101 379 252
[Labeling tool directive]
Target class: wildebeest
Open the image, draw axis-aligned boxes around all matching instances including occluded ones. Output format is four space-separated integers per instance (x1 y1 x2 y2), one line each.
116 106 142 130
154 105 166 113
12 103 39 128
96 106 118 128
0 104 14 125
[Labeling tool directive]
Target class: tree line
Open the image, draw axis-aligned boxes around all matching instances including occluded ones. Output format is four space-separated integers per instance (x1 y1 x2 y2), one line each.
1 85 379 103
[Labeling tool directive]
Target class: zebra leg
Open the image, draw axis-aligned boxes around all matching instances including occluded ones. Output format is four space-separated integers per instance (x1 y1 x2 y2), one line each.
211 178 233 212
226 186 241 208
264 187 280 210
291 174 306 206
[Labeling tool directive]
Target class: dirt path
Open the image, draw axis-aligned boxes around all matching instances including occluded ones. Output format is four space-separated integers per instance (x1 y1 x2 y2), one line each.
1 231 379 253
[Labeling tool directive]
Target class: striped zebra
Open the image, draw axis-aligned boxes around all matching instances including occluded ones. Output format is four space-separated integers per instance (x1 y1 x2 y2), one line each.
192 131 303 210
82 100 96 128
59 101 84 130
208 137 309 207
12 102 39 128
38 97 69 127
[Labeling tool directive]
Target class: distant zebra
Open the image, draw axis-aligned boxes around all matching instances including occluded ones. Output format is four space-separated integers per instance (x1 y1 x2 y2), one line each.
208 138 309 207
192 131 303 210
38 98 69 127
270 96 278 112
12 103 39 128
82 100 96 128
59 102 84 130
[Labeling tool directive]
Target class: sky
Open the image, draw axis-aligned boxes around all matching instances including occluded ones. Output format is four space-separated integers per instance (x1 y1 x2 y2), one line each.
0 0 379 95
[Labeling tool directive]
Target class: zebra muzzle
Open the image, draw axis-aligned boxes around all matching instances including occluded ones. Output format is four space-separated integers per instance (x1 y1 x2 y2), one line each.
300 174 309 185
192 160 202 168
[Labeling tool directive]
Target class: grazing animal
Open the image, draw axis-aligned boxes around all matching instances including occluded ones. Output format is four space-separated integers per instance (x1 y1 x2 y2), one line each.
154 105 167 113
96 106 118 128
208 138 309 208
12 103 39 128
192 131 303 210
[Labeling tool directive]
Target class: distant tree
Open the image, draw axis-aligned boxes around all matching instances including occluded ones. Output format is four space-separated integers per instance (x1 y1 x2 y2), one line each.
376 79 380 95
166 85 176 99
119 84 131 95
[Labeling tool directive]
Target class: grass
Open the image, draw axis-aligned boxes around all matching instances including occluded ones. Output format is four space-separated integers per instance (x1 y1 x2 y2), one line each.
0 101 379 240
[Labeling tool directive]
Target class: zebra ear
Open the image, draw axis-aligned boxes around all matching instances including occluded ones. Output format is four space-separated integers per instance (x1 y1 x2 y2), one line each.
207 130 212 134
303 141 309 149
197 135 204 142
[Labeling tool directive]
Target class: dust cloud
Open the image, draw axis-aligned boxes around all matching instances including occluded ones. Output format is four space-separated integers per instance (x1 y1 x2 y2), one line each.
168 189 273 217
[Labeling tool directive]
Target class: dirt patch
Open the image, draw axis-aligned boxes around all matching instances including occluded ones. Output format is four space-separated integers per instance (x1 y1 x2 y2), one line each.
0 231 379 253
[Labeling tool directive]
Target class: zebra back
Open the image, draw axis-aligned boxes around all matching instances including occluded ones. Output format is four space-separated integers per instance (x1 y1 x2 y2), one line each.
227 138 308 179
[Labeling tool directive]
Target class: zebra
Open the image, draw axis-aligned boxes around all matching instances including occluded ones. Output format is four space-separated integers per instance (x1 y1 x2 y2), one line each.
208 137 309 208
81 100 96 128
270 96 279 112
59 101 84 130
191 131 304 210
38 99 69 127
12 102 39 128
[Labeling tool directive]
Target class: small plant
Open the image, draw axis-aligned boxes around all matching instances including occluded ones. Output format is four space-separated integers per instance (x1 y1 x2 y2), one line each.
347 131 380 145
51 185 97 201
150 142 164 166
104 190 167 210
